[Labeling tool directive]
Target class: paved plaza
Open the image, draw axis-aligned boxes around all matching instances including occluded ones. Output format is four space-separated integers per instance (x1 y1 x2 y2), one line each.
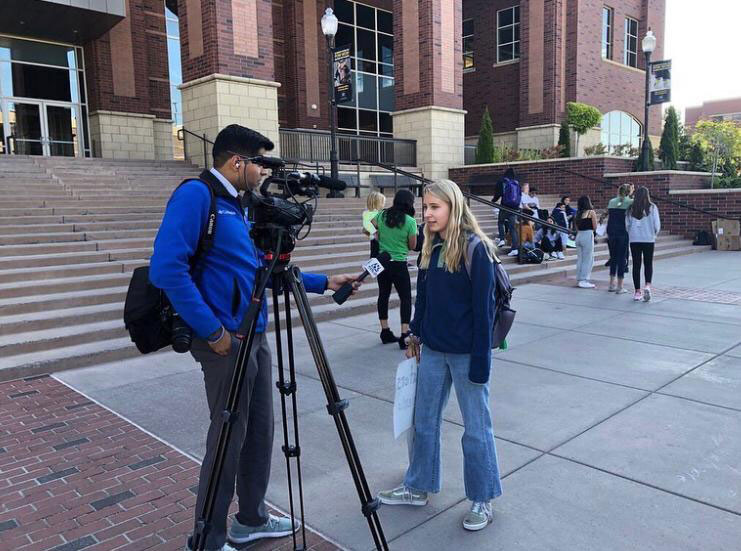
3 249 741 550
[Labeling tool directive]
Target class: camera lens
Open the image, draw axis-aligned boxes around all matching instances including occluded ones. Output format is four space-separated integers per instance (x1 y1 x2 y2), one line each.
171 313 193 353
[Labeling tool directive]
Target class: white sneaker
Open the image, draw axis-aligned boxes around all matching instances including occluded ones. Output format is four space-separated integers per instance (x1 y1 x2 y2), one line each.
578 281 596 288
508 249 519 257
556 252 565 260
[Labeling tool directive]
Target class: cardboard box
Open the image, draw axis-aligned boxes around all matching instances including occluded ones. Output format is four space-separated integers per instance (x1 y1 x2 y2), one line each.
716 235 741 251
716 219 741 236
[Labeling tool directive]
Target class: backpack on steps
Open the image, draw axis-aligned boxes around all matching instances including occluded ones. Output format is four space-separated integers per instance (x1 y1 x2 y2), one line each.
123 178 217 354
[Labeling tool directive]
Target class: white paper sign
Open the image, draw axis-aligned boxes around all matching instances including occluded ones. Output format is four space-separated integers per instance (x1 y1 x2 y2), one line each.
363 257 385 278
393 357 418 439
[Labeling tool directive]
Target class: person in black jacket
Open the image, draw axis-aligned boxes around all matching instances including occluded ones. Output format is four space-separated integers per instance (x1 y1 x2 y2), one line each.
491 167 520 255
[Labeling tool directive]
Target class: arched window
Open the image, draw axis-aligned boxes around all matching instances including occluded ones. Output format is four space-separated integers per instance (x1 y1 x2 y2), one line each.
600 111 641 154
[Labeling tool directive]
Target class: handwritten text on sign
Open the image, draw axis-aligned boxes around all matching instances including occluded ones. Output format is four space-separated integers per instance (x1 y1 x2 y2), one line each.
393 358 417 439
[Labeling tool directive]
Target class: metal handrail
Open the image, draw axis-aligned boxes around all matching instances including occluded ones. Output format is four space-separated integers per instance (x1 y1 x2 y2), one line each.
554 166 741 222
177 128 214 169
355 159 573 236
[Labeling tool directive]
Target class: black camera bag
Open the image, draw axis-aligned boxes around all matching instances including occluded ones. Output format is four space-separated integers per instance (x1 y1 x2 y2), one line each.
123 174 222 354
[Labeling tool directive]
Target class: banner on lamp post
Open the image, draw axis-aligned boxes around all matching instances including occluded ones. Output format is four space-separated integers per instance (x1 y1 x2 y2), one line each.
333 45 353 104
649 60 671 105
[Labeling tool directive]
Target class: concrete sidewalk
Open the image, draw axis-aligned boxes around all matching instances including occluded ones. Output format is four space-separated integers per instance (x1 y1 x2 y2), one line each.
36 250 741 549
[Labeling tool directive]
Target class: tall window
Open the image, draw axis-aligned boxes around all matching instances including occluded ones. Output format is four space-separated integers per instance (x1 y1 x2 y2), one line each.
165 6 182 126
624 17 638 67
602 7 613 59
601 110 641 154
497 6 521 63
463 19 474 70
334 0 394 137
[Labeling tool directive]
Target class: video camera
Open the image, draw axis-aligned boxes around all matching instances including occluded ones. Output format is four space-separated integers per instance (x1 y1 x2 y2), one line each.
243 156 347 255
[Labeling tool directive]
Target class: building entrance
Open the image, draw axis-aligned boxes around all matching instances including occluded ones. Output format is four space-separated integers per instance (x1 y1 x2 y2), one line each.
0 35 89 157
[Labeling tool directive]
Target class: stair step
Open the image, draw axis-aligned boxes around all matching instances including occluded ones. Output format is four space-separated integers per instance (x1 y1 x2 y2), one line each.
0 286 129 316
0 319 126 356
0 303 122 335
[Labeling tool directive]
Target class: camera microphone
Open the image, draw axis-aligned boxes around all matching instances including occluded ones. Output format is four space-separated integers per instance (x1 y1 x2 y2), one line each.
249 155 286 170
316 175 347 191
332 252 390 305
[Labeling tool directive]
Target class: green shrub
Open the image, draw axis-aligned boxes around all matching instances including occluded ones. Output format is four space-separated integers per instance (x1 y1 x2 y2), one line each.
475 107 495 164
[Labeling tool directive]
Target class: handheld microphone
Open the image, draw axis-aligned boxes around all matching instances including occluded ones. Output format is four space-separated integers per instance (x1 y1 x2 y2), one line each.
332 252 390 305
317 175 347 191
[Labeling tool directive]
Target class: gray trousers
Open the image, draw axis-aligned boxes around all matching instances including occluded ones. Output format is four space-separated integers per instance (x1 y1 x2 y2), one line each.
190 332 273 550
575 230 595 282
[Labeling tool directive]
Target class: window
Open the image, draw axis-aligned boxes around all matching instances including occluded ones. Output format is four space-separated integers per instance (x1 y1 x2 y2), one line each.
624 17 638 67
334 0 394 138
497 6 520 63
600 110 641 154
165 6 183 126
463 19 474 70
602 7 613 59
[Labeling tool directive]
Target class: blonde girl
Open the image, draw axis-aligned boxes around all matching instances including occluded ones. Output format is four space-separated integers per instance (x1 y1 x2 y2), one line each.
378 180 502 533
362 191 386 258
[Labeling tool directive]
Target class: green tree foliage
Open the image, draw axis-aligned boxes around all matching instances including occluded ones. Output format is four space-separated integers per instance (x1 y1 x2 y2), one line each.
475 107 495 164
659 106 680 169
566 102 602 154
692 120 741 186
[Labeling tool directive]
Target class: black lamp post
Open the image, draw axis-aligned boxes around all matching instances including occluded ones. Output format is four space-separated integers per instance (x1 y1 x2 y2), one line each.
640 29 656 171
321 7 340 183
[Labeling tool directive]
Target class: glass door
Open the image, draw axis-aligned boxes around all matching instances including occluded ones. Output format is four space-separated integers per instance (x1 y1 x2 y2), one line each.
5 100 44 155
44 102 78 157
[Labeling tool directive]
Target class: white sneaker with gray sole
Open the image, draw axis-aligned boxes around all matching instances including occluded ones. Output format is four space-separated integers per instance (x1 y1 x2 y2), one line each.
228 514 299 544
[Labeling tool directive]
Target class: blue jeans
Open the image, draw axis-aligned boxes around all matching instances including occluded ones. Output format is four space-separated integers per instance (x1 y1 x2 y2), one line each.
404 347 502 502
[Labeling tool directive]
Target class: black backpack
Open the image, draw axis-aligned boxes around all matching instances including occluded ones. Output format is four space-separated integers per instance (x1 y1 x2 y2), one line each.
123 175 219 354
693 230 712 246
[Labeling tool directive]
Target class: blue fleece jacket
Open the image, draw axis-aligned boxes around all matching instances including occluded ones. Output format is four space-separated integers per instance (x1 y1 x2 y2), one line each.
149 180 328 338
409 238 495 384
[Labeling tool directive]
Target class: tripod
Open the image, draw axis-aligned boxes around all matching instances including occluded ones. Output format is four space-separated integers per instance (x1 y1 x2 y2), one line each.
191 230 388 551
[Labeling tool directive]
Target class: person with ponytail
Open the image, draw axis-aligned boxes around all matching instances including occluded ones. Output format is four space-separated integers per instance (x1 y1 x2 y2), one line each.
378 180 502 533
371 188 417 347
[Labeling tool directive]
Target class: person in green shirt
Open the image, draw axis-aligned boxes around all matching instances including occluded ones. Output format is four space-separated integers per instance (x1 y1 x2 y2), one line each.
371 189 418 348
606 183 634 292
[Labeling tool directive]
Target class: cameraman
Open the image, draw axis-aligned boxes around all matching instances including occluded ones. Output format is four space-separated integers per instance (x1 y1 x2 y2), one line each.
150 124 360 551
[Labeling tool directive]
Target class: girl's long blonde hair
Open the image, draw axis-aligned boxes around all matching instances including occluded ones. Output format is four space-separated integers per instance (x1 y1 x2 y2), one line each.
419 179 498 271
366 190 385 211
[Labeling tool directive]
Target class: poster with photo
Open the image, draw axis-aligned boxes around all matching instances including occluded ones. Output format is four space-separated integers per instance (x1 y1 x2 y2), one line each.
333 46 353 104
649 60 671 105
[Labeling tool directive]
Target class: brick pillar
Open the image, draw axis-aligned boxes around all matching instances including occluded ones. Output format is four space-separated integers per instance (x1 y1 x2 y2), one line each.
392 0 464 179
84 0 172 160
177 0 280 167
516 0 566 152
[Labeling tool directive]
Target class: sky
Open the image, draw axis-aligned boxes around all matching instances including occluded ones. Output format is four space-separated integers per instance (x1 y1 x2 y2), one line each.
664 0 741 122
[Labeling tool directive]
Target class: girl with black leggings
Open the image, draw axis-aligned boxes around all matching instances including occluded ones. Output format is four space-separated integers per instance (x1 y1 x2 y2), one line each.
372 189 418 348
626 186 661 302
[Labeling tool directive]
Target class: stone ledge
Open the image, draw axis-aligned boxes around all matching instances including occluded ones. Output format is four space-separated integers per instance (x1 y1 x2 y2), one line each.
605 171 714 177
393 106 467 117
669 188 741 195
179 73 282 91
453 155 632 170
90 110 156 120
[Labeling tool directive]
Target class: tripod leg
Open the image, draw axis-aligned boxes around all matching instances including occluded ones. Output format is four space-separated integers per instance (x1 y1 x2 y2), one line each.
286 267 388 551
283 283 308 547
272 279 305 551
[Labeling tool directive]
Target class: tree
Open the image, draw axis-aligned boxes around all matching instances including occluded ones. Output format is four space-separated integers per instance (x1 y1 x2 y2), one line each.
558 120 571 157
475 107 495 164
688 142 707 172
566 102 602 155
692 120 741 186
659 106 680 169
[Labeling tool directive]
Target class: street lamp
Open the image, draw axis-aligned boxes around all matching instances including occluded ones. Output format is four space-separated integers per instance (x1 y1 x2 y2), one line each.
321 7 340 184
640 29 657 171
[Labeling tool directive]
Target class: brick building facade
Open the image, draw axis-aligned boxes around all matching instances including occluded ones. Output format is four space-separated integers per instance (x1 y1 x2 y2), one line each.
1 0 665 169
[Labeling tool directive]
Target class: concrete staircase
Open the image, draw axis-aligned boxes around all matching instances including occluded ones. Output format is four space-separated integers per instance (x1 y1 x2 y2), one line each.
0 156 708 380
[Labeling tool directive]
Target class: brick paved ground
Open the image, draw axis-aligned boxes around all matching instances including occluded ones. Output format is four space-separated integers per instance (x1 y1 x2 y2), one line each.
0 376 338 551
